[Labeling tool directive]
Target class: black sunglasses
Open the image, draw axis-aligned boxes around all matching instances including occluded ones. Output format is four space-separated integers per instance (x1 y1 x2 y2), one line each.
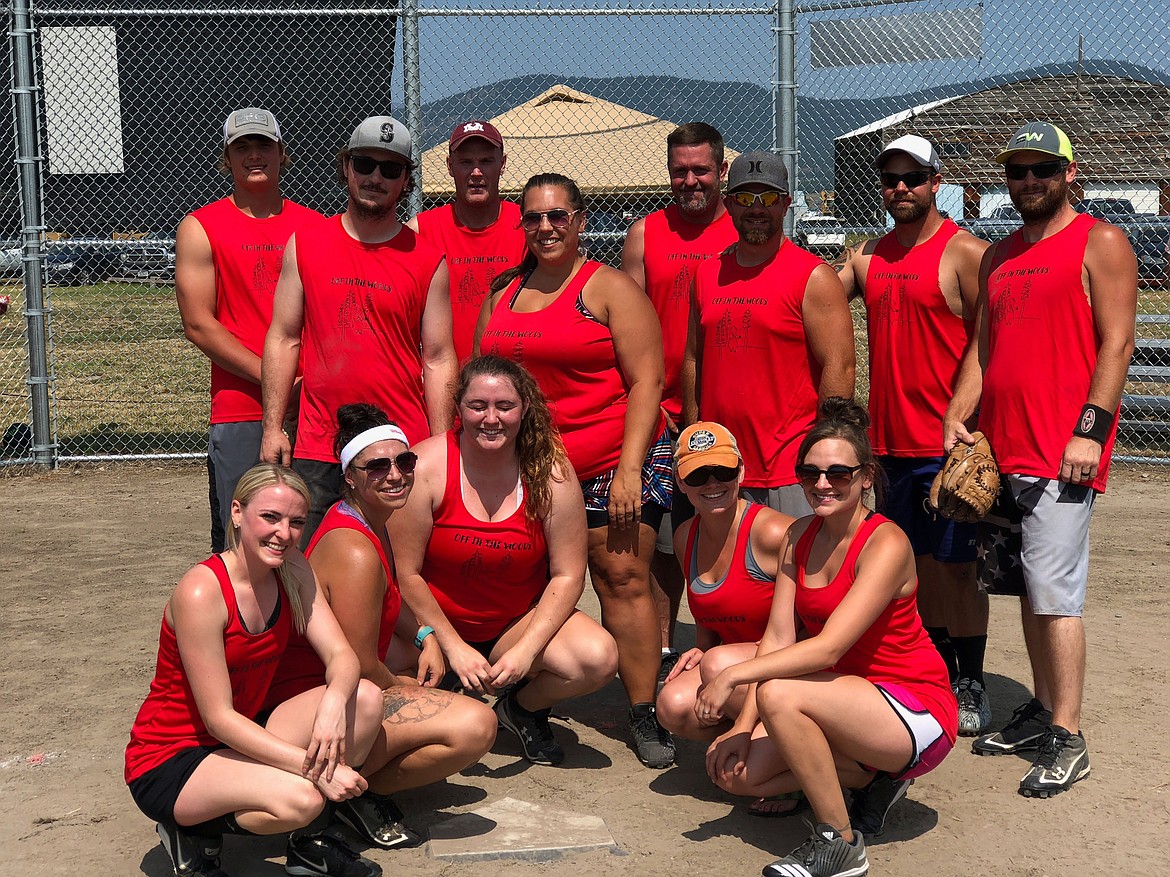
519 208 581 231
682 465 740 488
1004 159 1066 181
879 170 932 189
348 154 409 179
350 452 418 478
794 463 864 487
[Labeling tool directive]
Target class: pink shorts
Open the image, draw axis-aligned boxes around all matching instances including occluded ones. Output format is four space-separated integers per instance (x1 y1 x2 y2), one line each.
874 682 953 781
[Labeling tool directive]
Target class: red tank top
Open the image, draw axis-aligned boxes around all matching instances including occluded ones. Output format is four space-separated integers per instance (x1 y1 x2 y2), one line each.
125 555 291 782
982 213 1114 491
294 217 444 461
865 221 969 456
421 431 549 641
480 261 628 478
415 202 527 365
692 241 822 487
264 501 401 707
190 198 323 424
642 206 738 423
794 513 957 742
683 503 774 643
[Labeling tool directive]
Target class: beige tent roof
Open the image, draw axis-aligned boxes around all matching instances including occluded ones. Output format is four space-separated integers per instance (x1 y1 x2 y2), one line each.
420 84 738 198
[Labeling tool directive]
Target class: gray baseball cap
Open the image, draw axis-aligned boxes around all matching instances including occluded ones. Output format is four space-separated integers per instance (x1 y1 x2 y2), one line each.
222 108 282 145
348 115 414 165
876 134 941 172
997 121 1075 164
727 150 790 194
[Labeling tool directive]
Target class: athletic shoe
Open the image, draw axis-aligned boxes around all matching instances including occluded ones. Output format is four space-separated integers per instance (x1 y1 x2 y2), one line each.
955 678 993 737
628 702 676 769
971 698 1052 756
1018 725 1090 798
848 773 913 837
285 829 382 877
657 650 681 691
334 791 421 849
155 822 226 877
762 823 869 877
494 689 565 766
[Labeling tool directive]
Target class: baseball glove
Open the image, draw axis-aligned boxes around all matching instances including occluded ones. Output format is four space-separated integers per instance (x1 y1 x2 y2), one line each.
929 432 1001 523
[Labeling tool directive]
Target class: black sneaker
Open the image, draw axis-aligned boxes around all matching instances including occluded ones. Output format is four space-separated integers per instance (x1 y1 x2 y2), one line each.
628 702 675 769
1018 725 1090 798
494 689 565 765
334 791 421 849
657 650 681 691
955 678 993 737
762 823 869 877
848 773 912 837
155 822 226 877
285 828 382 877
972 698 1053 756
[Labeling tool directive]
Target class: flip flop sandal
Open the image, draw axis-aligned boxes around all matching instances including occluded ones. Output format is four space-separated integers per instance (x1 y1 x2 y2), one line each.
746 791 809 818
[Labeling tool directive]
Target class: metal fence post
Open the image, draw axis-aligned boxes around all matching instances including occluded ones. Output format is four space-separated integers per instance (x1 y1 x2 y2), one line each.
775 0 796 233
401 0 423 218
9 0 55 468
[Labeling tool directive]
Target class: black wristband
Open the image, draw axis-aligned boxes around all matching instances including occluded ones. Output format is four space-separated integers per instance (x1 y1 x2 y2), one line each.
1073 404 1114 443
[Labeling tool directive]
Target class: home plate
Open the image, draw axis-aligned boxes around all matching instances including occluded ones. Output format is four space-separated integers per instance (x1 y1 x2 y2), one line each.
426 796 617 861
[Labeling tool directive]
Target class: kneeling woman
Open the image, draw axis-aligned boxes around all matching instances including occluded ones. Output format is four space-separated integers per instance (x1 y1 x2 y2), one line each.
392 356 619 766
125 464 385 877
656 423 792 760
697 398 957 877
264 404 497 850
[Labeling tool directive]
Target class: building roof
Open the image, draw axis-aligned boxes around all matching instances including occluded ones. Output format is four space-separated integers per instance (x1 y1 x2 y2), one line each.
421 84 738 198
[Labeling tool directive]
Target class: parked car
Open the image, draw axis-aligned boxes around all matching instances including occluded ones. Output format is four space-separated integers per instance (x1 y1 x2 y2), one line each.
120 232 176 280
960 204 1022 241
1074 197 1136 221
0 240 21 277
795 213 846 257
42 240 122 285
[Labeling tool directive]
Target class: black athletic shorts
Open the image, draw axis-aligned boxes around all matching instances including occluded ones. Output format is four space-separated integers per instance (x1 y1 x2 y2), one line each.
127 745 220 824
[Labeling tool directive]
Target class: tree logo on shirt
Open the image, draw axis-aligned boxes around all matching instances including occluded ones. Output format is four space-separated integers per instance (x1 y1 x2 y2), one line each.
253 256 277 298
458 268 484 307
672 267 692 304
337 290 375 335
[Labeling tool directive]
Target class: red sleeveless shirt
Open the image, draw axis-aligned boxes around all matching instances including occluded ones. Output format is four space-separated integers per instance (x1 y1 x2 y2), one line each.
421 431 549 641
865 220 969 456
125 555 291 782
982 213 1115 491
294 217 444 461
414 202 526 364
794 513 957 742
692 240 822 487
642 206 738 423
189 197 322 424
264 501 401 707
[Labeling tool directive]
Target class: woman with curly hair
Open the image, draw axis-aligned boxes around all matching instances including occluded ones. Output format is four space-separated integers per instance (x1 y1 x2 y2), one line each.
391 355 618 766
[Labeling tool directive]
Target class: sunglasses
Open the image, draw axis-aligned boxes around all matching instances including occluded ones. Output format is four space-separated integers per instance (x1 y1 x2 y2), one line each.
794 463 864 487
682 465 740 488
730 190 785 208
519 209 581 231
348 154 409 179
1004 159 1067 181
879 170 932 189
350 452 418 478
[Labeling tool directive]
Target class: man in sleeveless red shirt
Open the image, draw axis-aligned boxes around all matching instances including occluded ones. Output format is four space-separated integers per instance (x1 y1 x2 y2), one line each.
945 122 1137 798
682 150 855 517
261 116 458 544
621 122 739 685
407 120 526 365
176 108 323 552
835 135 994 740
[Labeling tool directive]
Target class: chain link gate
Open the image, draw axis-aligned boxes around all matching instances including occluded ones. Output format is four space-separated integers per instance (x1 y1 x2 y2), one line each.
3 1 1168 466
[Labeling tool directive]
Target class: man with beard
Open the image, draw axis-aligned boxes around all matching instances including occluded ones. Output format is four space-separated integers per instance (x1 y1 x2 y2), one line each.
407 120 526 364
261 115 457 543
835 136 992 756
945 122 1136 798
621 122 738 683
682 150 855 517
177 108 322 552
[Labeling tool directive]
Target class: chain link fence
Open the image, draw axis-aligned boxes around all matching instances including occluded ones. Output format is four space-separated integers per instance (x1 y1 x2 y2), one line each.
3 1 1168 466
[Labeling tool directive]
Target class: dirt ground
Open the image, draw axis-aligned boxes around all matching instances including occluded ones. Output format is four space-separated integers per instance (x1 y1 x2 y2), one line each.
1 464 1166 877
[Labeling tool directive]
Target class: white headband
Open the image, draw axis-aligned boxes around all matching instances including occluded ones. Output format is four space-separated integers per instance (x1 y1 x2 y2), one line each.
340 424 410 471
